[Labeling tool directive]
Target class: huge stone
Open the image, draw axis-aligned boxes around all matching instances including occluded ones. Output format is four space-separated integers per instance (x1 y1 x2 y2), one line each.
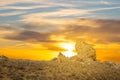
75 41 96 61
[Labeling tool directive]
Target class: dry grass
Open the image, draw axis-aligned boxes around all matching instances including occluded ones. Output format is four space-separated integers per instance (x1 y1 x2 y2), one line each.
0 56 120 80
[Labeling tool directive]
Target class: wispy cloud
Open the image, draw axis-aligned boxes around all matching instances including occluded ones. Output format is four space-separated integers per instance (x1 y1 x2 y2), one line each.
100 0 111 5
90 6 120 12
0 11 25 16
0 5 51 10
0 0 43 6
4 30 61 43
21 6 120 20
3 30 66 51
22 9 89 18
3 19 120 44
0 0 120 22
62 19 120 43
100 0 120 5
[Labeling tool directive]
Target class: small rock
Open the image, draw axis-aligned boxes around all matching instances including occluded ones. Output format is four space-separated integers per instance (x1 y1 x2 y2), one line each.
0 55 8 61
57 52 67 62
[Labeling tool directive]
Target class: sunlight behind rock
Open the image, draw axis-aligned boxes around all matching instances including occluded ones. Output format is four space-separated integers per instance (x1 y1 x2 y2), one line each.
59 42 76 57
0 41 120 80
62 51 77 57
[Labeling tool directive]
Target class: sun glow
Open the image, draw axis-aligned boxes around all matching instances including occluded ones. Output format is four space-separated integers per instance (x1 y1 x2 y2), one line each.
59 42 76 57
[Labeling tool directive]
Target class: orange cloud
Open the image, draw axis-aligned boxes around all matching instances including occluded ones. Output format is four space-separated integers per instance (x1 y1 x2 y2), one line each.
0 19 120 63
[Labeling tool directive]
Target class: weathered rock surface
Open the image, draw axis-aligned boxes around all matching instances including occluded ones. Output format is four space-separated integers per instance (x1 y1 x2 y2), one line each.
75 41 96 61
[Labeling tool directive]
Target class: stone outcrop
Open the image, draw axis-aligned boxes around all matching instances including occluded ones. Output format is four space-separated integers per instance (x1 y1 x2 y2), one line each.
75 41 96 61
57 41 96 62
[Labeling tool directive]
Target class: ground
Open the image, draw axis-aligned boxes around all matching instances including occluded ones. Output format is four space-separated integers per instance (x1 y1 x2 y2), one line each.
0 56 120 80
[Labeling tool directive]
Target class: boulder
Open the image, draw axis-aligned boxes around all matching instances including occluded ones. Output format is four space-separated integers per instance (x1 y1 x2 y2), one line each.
75 41 96 61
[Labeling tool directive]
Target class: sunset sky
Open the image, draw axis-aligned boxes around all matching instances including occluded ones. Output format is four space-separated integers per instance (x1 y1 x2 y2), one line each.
0 0 120 63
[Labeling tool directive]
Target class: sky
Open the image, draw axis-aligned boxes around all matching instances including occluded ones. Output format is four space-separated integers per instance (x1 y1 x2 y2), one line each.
0 0 120 63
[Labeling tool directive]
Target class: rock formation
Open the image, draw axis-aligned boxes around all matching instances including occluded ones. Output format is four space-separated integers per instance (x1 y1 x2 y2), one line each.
75 41 96 61
57 41 96 62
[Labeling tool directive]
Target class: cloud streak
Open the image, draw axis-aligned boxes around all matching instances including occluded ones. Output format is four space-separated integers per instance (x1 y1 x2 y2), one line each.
0 11 25 16
53 19 120 43
0 5 51 10
3 30 66 51
2 19 120 44
4 30 55 42
21 6 120 22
